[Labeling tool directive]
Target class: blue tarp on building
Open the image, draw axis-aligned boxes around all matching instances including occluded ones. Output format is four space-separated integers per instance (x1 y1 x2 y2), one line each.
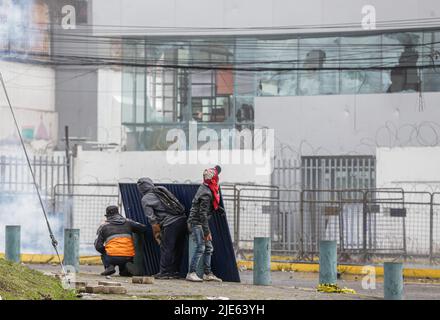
119 183 240 282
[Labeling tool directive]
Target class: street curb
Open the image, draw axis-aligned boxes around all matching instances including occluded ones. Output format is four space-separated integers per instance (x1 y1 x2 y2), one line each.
3 253 439 279
0 253 102 265
237 260 440 279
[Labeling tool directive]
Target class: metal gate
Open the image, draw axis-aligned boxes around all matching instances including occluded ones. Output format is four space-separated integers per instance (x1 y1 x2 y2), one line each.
301 189 365 257
301 155 376 190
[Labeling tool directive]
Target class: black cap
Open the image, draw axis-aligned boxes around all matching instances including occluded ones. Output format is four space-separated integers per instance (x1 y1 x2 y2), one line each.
215 165 222 174
105 205 119 216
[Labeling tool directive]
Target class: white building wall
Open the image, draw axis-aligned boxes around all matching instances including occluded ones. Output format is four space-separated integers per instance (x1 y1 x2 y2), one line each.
92 0 440 36
255 92 440 157
376 147 440 255
73 147 272 185
96 68 122 145
0 61 57 152
376 147 440 192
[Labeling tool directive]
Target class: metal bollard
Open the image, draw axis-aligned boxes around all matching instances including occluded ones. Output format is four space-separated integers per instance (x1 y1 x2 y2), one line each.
63 229 80 272
5 225 21 263
253 237 271 285
188 234 204 278
319 240 337 284
384 262 403 300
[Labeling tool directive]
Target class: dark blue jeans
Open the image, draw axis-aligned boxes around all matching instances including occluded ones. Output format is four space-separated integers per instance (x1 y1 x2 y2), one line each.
101 253 133 275
189 224 213 275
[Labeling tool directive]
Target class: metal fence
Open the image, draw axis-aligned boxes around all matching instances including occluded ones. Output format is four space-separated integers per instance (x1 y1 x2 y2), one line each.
0 154 69 199
432 193 440 260
54 184 120 253
222 184 440 263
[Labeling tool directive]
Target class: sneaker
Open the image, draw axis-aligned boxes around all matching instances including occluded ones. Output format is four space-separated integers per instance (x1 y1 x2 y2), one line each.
154 272 173 280
170 272 184 279
203 273 222 282
186 272 203 282
100 265 116 276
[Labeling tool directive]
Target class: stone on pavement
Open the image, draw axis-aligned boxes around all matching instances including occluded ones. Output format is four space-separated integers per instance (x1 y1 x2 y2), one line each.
132 276 154 284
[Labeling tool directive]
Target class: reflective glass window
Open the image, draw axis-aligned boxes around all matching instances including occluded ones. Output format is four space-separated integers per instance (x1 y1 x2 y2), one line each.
298 36 340 95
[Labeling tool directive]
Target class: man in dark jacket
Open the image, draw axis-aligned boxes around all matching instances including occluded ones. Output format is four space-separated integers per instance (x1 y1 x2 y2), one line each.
137 177 187 279
95 205 148 276
186 165 223 282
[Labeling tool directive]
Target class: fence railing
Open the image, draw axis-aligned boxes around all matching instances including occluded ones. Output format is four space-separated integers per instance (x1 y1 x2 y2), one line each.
221 184 440 263
0 154 69 199
54 184 120 253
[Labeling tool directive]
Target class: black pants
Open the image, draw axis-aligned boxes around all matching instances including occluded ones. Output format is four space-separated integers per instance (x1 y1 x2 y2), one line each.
160 217 187 274
101 254 133 276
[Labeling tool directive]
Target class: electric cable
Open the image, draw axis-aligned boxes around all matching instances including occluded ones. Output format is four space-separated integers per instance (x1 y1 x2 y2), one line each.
0 71 67 278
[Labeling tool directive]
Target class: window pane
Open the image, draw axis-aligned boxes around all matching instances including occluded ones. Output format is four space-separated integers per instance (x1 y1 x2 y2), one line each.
235 71 256 95
192 70 213 84
235 96 254 131
340 35 382 94
192 70 213 97
144 45 181 123
216 69 234 95
135 70 145 123
235 38 258 96
122 69 134 123
422 31 440 92
164 85 175 97
383 32 423 93
257 38 298 96
298 36 339 95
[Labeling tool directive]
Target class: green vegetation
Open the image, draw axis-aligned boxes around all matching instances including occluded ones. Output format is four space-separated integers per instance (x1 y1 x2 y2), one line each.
0 258 77 300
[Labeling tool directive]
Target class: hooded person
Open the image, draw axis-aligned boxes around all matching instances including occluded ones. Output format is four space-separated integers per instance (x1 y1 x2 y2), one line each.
94 205 148 276
137 177 187 279
186 165 224 283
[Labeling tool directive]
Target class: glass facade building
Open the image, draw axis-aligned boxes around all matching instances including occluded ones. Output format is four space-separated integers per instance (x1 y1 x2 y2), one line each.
122 29 440 151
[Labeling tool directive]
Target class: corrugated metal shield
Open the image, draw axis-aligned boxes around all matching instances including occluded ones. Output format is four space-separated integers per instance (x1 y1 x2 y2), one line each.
119 183 240 282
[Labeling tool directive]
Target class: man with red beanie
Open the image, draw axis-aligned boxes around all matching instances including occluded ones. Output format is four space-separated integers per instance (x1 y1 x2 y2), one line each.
186 165 224 282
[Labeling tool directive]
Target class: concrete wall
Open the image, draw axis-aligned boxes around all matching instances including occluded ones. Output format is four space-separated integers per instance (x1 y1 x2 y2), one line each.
55 67 98 145
376 146 440 192
375 146 440 255
255 92 440 157
92 0 440 36
73 146 272 185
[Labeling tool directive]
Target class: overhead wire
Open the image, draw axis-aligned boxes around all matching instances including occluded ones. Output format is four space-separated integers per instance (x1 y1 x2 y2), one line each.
0 72 67 278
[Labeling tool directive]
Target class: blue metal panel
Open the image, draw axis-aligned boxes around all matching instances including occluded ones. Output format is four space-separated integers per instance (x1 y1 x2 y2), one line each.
119 183 240 282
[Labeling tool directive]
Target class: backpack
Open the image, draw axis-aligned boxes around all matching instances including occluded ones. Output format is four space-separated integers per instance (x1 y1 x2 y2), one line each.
153 186 186 216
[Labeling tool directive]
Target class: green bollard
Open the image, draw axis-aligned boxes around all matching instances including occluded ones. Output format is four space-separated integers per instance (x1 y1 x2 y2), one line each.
188 234 204 278
63 229 80 272
384 262 403 300
5 225 21 263
253 237 271 285
319 240 337 285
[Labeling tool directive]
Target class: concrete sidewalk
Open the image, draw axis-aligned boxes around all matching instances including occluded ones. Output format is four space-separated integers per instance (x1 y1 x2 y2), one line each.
28 264 440 300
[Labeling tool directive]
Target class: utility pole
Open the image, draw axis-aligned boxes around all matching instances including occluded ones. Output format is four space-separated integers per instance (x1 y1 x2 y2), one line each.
65 125 73 229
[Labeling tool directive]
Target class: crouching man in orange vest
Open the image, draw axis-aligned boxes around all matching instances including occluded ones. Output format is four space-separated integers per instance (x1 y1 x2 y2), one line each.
94 205 148 276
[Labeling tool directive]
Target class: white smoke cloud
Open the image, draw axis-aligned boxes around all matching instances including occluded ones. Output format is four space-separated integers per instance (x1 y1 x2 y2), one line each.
0 193 64 254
